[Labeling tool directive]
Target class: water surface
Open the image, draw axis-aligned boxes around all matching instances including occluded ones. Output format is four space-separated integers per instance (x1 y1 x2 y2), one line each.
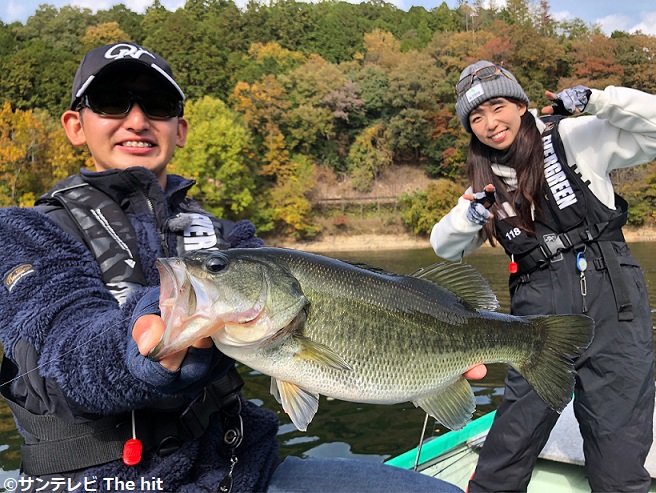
0 243 654 479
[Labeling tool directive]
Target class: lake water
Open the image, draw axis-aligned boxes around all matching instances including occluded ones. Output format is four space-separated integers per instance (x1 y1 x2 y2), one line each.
0 242 655 479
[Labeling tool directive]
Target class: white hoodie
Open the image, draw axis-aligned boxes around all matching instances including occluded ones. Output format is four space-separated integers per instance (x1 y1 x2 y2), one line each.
430 86 656 261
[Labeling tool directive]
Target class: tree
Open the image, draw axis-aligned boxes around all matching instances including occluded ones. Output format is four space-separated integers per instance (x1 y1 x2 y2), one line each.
260 0 317 53
0 103 84 207
95 4 146 43
0 40 78 116
143 7 235 100
428 2 461 33
363 29 403 71
266 153 319 238
235 42 307 85
347 123 392 192
351 66 390 120
563 34 624 89
399 180 463 235
309 1 370 63
15 5 95 52
614 33 656 93
170 96 257 219
81 22 131 52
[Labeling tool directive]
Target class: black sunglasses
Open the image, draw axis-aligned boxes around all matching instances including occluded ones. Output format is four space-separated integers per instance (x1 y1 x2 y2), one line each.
455 64 513 97
77 90 184 119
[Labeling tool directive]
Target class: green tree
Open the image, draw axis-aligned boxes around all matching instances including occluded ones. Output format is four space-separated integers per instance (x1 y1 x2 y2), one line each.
309 2 371 63
0 40 78 115
170 96 257 219
143 6 236 100
95 4 146 43
399 180 463 235
347 123 392 192
15 5 95 52
613 33 656 93
428 2 461 33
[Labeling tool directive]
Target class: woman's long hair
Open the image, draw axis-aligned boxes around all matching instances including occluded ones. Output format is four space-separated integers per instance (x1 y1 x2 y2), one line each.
466 100 545 245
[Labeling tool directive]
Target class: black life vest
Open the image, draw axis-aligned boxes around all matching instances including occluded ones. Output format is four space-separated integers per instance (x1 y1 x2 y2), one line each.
1 172 244 476
493 116 627 273
34 173 232 304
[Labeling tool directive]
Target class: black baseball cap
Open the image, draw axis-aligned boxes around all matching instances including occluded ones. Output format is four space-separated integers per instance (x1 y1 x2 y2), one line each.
70 42 185 110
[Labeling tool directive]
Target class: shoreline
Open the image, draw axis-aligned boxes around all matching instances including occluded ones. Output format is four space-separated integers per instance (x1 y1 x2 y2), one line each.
269 226 656 253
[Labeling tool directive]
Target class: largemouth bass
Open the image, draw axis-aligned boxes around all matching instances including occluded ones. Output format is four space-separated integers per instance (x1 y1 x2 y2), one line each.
151 247 594 432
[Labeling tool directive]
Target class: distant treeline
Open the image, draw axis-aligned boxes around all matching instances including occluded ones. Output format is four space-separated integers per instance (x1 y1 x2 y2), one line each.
1 0 655 238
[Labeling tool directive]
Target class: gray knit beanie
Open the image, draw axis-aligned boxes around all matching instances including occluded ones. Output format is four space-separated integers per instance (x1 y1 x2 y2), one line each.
455 60 529 133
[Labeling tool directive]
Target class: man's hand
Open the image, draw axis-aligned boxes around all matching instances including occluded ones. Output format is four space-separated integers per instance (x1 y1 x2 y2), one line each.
132 314 213 371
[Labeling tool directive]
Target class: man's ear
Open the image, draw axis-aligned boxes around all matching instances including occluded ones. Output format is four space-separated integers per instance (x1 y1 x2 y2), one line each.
176 117 188 149
61 110 86 146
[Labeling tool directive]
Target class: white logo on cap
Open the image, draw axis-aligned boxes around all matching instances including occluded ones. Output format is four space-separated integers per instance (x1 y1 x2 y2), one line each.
104 44 156 62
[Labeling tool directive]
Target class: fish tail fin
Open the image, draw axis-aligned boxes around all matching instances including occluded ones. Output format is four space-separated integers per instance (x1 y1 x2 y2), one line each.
516 314 594 412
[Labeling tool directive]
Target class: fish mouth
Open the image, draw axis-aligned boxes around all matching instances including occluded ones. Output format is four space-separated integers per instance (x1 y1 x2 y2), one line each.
152 257 273 356
157 258 185 323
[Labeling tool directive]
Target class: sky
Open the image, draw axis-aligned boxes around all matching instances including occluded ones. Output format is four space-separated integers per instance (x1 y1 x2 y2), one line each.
2 0 656 36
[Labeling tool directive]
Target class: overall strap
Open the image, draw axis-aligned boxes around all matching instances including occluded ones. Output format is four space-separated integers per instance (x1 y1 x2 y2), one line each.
598 241 633 321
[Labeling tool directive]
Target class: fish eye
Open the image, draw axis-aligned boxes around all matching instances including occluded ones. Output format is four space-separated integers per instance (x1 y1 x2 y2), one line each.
204 255 228 273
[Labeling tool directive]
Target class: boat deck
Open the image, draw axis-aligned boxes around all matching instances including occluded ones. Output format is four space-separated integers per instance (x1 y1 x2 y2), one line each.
388 396 656 492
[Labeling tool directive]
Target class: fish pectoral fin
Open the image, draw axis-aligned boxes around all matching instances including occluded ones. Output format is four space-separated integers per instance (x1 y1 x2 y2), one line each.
270 377 282 405
274 378 319 432
295 336 353 371
413 376 476 431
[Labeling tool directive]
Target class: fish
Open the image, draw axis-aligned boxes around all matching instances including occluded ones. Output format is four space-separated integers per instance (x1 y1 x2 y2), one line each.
151 247 594 432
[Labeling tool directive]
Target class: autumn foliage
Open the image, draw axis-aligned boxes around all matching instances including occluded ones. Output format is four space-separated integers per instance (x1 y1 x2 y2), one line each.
0 0 655 238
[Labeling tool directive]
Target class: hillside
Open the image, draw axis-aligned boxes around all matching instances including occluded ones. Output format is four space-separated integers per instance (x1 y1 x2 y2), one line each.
270 164 656 252
312 164 439 201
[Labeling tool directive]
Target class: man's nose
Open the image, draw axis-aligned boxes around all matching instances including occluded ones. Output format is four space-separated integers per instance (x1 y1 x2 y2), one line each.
123 102 150 130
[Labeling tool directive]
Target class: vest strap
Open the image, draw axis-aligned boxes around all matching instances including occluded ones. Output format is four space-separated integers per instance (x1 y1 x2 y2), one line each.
39 181 148 304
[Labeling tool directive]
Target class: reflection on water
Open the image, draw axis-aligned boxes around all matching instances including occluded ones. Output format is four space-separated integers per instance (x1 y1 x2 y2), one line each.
1 243 655 476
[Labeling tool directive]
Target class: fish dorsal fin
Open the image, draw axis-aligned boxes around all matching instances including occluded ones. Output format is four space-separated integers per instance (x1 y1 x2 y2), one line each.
339 259 400 276
412 376 476 431
295 336 353 371
411 262 499 311
272 377 320 432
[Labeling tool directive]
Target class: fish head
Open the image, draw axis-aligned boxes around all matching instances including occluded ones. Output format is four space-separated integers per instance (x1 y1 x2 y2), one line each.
152 249 307 358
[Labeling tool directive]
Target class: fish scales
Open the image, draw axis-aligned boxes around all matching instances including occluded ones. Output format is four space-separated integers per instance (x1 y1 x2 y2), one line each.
269 250 539 398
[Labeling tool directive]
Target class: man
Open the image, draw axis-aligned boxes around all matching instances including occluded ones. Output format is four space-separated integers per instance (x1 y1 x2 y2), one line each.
0 42 465 492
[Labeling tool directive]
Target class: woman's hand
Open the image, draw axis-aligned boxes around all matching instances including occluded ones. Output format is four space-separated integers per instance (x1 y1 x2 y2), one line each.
541 86 591 116
464 364 487 380
464 184 495 225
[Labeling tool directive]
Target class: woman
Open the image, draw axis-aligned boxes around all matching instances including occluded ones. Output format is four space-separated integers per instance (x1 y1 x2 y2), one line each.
431 60 655 492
